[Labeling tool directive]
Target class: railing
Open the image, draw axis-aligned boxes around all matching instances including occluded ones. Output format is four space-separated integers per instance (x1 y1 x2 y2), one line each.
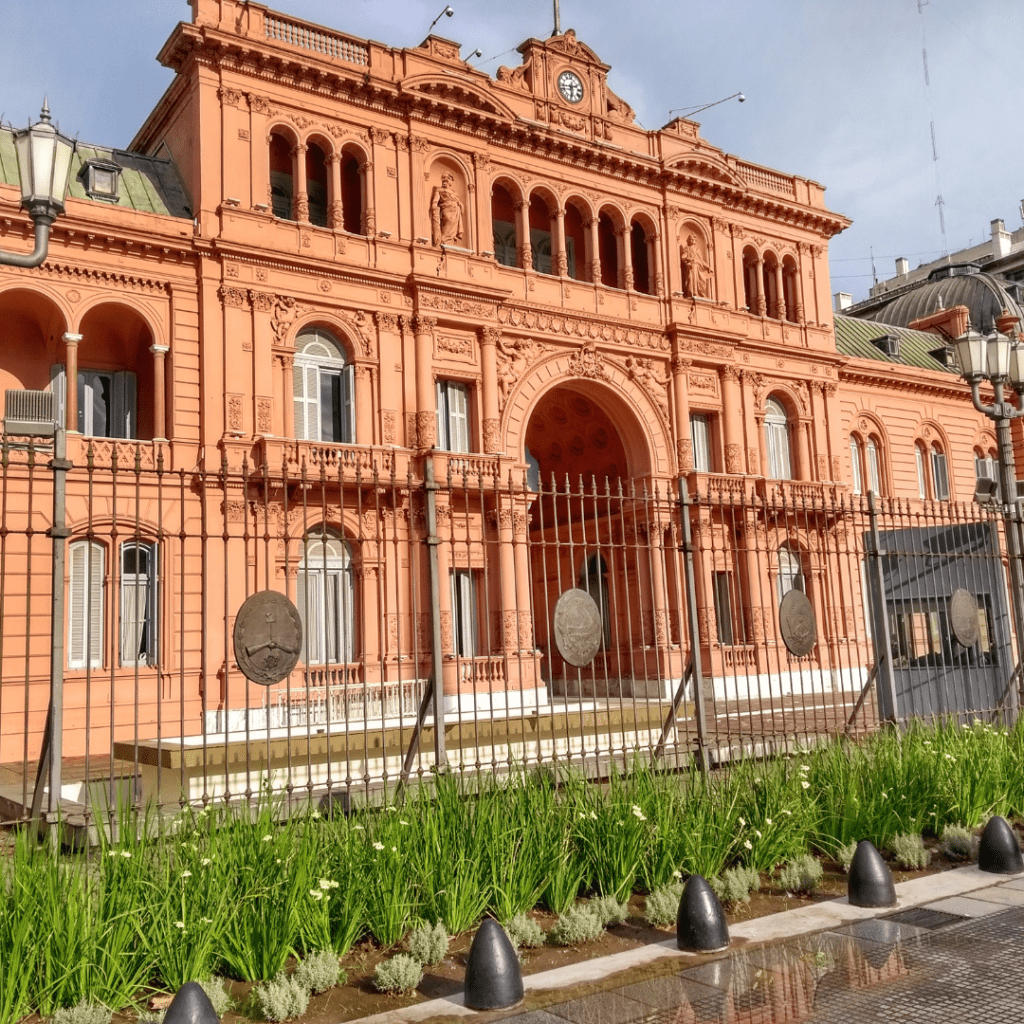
264 14 369 66
737 162 796 198
273 673 424 727
722 645 757 670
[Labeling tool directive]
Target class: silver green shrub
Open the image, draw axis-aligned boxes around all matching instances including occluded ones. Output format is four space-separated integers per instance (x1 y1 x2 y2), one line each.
710 865 759 905
588 894 628 926
408 921 449 966
836 841 858 872
644 881 684 928
51 1001 111 1024
249 974 310 1022
940 824 975 861
372 954 423 994
505 914 545 949
777 854 823 893
547 905 604 945
890 833 930 870
293 950 344 994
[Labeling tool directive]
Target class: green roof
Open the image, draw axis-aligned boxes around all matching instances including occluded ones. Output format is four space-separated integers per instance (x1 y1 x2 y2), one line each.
834 313 955 374
0 129 191 219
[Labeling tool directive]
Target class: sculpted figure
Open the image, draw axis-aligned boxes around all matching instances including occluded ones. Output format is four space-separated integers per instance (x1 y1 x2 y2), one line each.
430 173 464 246
680 234 713 299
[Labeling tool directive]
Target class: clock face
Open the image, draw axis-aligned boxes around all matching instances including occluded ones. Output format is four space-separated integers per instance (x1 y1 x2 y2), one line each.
558 70 584 104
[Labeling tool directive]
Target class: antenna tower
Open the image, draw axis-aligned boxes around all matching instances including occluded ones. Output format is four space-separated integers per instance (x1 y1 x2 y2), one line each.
918 0 948 254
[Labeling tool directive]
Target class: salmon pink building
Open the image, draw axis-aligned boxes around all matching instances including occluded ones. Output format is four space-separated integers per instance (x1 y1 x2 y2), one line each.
0 0 1014 819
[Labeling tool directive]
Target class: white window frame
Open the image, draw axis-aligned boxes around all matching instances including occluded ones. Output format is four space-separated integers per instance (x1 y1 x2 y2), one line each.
120 541 158 667
297 530 355 665
931 444 950 500
764 398 792 480
866 437 881 494
850 437 863 495
51 366 137 439
436 380 471 453
69 540 105 670
451 569 478 658
691 413 712 473
916 443 927 499
293 329 354 443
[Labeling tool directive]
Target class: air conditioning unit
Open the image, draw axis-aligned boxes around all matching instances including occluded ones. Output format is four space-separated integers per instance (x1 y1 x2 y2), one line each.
1016 479 1024 500
3 390 56 437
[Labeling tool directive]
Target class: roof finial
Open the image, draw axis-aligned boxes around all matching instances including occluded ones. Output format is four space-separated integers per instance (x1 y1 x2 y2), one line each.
553 0 561 35
40 96 51 123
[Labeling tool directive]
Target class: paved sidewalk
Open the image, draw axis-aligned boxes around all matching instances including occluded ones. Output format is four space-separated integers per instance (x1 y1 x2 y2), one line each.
353 864 1024 1024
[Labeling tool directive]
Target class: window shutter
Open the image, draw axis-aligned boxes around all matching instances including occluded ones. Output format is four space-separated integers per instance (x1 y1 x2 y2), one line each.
435 380 447 450
88 545 105 667
324 570 340 663
850 438 862 495
70 542 104 669
341 563 355 662
50 365 66 431
690 414 710 473
933 450 949 500
295 570 308 663
916 446 927 499
77 372 90 436
112 371 137 439
342 363 355 443
765 421 779 479
69 543 87 668
867 440 880 494
294 360 318 441
450 383 470 453
320 369 342 443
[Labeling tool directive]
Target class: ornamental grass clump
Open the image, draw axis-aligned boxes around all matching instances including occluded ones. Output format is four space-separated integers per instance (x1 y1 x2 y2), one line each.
644 880 684 928
504 914 545 949
548 905 604 946
940 824 975 861
50 1001 111 1024
293 950 344 995
890 833 930 870
777 855 823 894
372 954 423 995
408 921 449 966
710 865 760 906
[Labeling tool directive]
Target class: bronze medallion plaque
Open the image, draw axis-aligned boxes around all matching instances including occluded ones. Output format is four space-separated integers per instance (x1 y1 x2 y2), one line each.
949 588 980 647
779 590 816 657
233 590 303 685
553 588 603 667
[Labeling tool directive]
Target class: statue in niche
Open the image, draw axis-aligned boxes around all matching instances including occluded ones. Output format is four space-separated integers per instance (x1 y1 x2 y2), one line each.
430 173 464 246
680 233 713 299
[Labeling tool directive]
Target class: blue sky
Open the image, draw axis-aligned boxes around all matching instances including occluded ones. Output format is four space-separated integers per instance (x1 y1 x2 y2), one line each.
2 0 1019 301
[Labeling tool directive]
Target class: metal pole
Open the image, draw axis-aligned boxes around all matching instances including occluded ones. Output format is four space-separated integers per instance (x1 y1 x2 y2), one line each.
46 428 69 838
678 487 709 772
867 490 899 724
553 0 561 35
424 457 447 767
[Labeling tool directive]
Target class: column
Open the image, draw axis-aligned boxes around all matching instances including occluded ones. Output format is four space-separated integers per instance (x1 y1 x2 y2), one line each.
358 562 381 667
515 199 532 270
797 418 813 481
553 207 568 277
586 217 600 284
650 232 664 296
720 365 744 475
618 226 633 290
354 365 374 445
150 343 169 442
773 262 785 320
671 354 693 472
511 507 534 654
821 382 841 481
479 327 501 454
740 513 766 644
360 160 375 234
647 518 670 647
278 351 295 439
327 153 343 230
754 256 767 317
739 370 761 476
62 332 81 433
291 142 308 222
413 316 436 449
494 506 519 651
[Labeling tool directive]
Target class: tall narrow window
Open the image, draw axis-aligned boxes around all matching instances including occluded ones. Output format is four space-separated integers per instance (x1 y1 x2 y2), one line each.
713 571 734 645
764 398 792 480
52 367 137 439
120 541 157 666
931 443 949 500
306 143 329 227
915 443 927 499
69 540 104 670
850 437 863 495
451 569 477 657
297 529 355 664
691 413 712 473
866 437 881 494
529 195 552 275
598 212 618 288
269 133 294 220
564 202 586 280
776 544 804 604
491 184 517 268
341 153 362 234
436 380 471 452
293 329 353 443
630 222 650 294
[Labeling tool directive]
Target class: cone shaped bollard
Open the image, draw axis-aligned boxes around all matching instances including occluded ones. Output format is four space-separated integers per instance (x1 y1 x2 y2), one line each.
676 874 730 952
848 840 897 907
464 918 524 1011
978 816 1024 874
163 983 220 1024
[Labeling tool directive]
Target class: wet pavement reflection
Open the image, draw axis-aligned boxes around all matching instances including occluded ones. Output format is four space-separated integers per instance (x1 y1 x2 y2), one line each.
507 905 1024 1024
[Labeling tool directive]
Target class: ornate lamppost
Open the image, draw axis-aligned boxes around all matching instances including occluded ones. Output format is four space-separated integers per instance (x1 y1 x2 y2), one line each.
1 100 76 268
954 323 1024 714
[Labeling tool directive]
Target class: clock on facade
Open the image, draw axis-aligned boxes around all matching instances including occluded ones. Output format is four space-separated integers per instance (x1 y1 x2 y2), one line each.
557 70 584 104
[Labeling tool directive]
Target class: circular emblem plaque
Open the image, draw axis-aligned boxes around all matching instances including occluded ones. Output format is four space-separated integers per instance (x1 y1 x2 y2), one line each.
553 589 603 667
779 590 817 657
950 588 980 648
233 591 303 685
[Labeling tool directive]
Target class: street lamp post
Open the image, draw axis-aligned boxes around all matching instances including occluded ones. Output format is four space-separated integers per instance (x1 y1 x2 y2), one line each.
1 100 76 268
954 323 1024 717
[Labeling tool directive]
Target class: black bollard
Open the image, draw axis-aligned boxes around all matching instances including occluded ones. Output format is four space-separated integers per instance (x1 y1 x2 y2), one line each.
163 983 220 1024
978 816 1024 874
676 874 730 953
464 918 524 1011
847 840 897 907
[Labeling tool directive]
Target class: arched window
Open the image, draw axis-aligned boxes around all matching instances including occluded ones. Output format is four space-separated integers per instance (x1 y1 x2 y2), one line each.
269 132 294 220
931 442 949 500
866 437 882 494
69 540 105 670
742 247 759 312
782 257 800 322
851 433 884 496
763 256 781 319
849 437 863 495
915 442 928 499
564 202 587 280
297 528 355 665
491 183 517 268
598 212 619 288
776 544 804 604
578 554 611 649
764 398 792 480
528 195 553 274
306 142 329 227
630 221 650 294
341 151 363 234
120 541 158 667
293 328 353 443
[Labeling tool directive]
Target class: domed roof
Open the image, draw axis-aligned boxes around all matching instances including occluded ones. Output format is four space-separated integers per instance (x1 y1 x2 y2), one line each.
858 269 1024 333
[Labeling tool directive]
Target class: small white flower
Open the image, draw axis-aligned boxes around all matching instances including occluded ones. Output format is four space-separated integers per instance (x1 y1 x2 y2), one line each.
743 840 753 850
799 764 810 773
391 845 397 852
372 841 385 851
309 890 323 901
174 921 185 929
755 829 762 839
262 835 272 842
781 809 792 817
385 806 398 813
181 870 192 879
765 818 772 827
310 810 321 820
672 870 682 879
738 817 746 827
318 878 337 890
400 819 410 826
754 777 762 784
631 805 647 821
201 857 212 866
108 851 118 858
590 811 598 820
945 754 956 761
120 850 132 859
353 824 365 831
881 791 889 800
201 917 212 924
801 781 811 789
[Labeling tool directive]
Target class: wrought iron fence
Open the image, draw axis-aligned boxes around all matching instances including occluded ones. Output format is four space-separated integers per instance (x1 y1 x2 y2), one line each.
0 434 1019 834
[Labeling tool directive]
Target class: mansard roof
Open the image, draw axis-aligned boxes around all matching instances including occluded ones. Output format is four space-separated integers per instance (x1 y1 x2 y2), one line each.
834 314 956 374
0 128 192 219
